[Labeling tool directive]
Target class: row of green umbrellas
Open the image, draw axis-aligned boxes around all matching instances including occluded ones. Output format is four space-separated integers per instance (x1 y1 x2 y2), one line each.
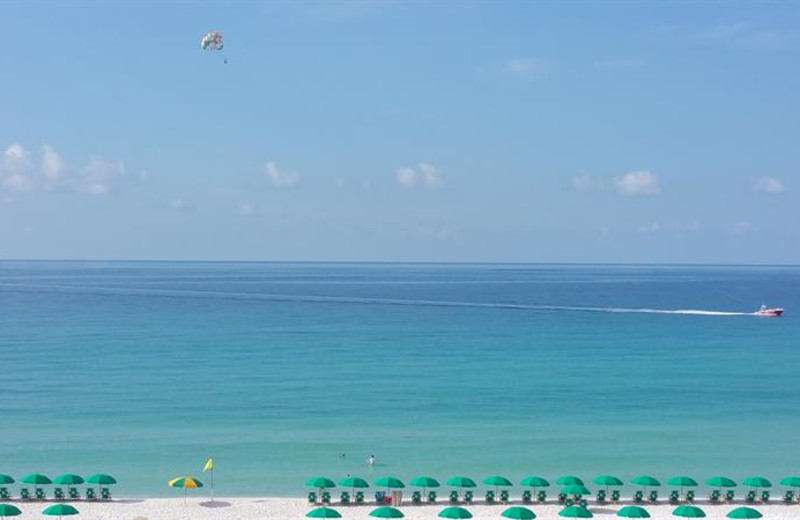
305 504 765 520
308 475 797 492
0 504 80 520
0 474 116 486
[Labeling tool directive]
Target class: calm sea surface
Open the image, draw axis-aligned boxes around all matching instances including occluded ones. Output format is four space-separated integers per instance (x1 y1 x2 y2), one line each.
1 262 799 497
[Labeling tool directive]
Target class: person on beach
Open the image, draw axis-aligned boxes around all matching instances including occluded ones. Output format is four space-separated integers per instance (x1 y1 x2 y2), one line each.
367 454 375 466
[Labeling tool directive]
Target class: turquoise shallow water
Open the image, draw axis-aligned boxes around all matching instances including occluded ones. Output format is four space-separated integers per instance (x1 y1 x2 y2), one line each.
1 262 799 497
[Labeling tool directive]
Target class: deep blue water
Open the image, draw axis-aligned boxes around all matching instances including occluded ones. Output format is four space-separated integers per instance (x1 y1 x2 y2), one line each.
0 262 798 497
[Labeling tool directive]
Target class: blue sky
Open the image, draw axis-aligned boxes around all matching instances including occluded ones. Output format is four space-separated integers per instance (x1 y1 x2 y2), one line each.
1 1 798 263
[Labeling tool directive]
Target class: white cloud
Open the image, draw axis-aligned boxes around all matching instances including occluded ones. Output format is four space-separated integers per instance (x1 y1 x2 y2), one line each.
395 163 443 189
503 58 549 78
571 173 602 192
638 222 661 234
41 145 63 184
697 22 791 51
2 144 34 191
2 173 34 192
753 177 785 194
265 160 300 188
4 144 31 171
733 221 754 234
80 155 126 195
615 170 661 196
236 202 255 216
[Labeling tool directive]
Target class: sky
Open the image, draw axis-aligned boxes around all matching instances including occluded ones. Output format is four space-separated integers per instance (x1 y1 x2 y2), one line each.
1 1 798 263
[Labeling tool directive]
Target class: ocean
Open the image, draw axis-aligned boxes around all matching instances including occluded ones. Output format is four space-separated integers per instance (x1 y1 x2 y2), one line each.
1 261 798 497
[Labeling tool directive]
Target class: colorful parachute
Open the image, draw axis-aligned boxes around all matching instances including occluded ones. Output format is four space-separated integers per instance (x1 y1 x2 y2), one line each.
200 31 223 51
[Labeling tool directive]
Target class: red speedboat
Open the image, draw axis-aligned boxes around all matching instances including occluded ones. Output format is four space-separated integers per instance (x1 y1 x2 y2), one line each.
756 305 784 316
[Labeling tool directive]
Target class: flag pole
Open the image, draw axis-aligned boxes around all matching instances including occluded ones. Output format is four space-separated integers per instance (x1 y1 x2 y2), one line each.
211 467 215 502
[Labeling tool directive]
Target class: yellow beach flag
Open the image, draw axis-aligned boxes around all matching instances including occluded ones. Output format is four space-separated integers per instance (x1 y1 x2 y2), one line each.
203 457 213 472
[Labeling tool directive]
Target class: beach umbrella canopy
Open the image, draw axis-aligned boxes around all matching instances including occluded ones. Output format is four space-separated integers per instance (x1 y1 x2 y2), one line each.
780 476 800 487
631 476 661 488
446 476 477 488
85 474 116 485
306 477 336 489
307 507 342 519
562 485 591 496
521 476 550 488
439 507 473 519
338 477 369 489
374 476 405 489
0 476 14 485
672 506 706 518
556 476 584 486
742 477 771 489
0 504 21 517
53 474 85 486
502 506 536 520
559 506 593 518
370 507 404 519
21 473 52 485
726 508 762 519
705 477 736 488
484 476 514 487
42 504 79 520
592 475 623 486
410 476 440 488
168 476 203 488
617 506 650 518
668 477 698 488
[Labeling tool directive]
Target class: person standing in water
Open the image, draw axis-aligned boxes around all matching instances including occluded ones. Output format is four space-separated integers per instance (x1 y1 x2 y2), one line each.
367 454 376 466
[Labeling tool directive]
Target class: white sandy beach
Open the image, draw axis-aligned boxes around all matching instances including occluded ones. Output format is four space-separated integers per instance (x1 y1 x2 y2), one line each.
7 497 799 520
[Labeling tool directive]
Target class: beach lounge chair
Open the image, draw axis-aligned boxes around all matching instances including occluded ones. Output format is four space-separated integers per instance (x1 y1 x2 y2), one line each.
725 490 735 503
322 492 331 505
686 490 694 503
86 488 97 500
500 490 509 503
355 491 365 504
669 491 680 504
648 490 658 503
375 491 386 504
522 490 532 503
101 487 112 500
745 491 756 504
580 499 588 508
465 491 473 504
633 490 644 503
783 490 794 504
426 491 436 503
0 487 9 500
761 491 770 503
611 490 620 503
20 488 31 500
412 491 422 504
558 493 567 504
35 488 46 500
340 491 350 505
54 488 65 500
565 498 574 507
537 490 547 503
708 490 720 503
596 490 606 503
308 491 317 504
486 490 495 504
68 487 80 500
449 491 459 504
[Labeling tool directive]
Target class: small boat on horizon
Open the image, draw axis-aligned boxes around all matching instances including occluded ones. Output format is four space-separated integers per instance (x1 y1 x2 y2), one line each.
755 304 784 316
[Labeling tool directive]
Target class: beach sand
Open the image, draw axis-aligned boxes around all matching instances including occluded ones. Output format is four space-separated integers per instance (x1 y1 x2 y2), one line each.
7 496 798 520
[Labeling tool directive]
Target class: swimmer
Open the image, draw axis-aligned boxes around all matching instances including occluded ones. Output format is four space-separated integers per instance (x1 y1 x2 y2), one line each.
367 454 376 466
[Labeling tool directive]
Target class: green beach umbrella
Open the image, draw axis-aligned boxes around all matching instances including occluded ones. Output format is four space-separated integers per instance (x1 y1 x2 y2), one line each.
617 506 650 519
370 507 404 519
520 476 550 488
0 476 14 485
53 474 84 486
562 485 591 496
501 506 536 520
306 477 336 489
672 506 706 518
667 476 698 494
556 476 584 486
0 504 22 517
559 506 592 518
446 476 477 489
631 475 661 489
410 476 441 489
742 477 771 489
439 506 473 519
373 476 405 490
338 476 369 489
592 475 623 486
484 476 513 487
726 508 762 519
307 507 342 519
42 504 79 520
780 476 800 487
85 474 116 485
705 476 736 489
22 473 52 485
